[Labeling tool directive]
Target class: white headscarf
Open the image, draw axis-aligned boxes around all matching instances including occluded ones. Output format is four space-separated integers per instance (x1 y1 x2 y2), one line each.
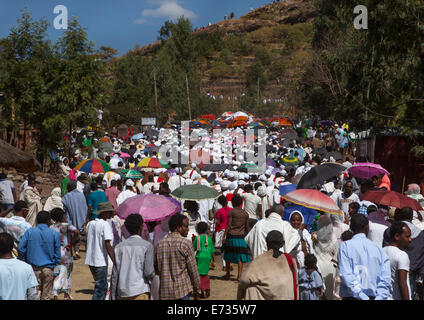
43 187 63 212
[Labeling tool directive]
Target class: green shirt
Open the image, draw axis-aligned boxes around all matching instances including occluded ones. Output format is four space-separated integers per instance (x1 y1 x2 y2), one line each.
192 235 214 275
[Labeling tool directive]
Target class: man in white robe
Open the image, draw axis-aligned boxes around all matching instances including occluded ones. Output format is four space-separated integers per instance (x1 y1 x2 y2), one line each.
245 204 300 260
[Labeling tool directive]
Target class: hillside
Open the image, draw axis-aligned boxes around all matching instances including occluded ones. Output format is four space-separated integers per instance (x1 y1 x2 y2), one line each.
128 0 315 113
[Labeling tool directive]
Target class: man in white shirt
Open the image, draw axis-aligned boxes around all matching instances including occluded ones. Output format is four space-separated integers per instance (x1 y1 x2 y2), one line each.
336 181 360 220
238 184 262 220
85 202 115 300
116 180 137 207
383 221 412 300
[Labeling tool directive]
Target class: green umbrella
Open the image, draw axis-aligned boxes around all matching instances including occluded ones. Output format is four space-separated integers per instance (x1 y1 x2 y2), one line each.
125 169 143 180
171 184 220 201
237 162 262 173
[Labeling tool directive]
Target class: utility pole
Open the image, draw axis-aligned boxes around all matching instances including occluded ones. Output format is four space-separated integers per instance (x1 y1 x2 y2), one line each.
186 74 191 121
257 77 260 109
153 67 158 120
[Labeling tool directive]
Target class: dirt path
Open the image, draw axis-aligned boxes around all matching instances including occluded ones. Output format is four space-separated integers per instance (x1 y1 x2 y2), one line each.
70 246 242 300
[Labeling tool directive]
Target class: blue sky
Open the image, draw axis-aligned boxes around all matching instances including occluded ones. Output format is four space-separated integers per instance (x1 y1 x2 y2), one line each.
0 0 272 56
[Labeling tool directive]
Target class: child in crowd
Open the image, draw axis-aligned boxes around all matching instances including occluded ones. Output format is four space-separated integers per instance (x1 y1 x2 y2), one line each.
298 253 324 300
193 222 215 298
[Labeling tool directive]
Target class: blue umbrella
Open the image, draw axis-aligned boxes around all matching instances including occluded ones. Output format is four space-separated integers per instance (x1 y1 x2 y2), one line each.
283 205 317 231
131 133 144 140
279 184 297 196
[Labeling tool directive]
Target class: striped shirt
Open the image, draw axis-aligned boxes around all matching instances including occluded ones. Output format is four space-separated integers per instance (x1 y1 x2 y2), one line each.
154 232 200 300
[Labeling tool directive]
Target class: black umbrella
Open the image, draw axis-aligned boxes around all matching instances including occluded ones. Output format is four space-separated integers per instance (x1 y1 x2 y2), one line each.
312 148 327 156
145 128 160 139
297 163 346 189
324 151 343 161
206 173 217 183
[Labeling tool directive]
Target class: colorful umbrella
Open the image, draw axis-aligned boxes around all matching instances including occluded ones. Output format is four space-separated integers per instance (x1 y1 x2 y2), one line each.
360 190 423 211
171 184 220 201
116 194 180 222
282 189 343 215
348 162 390 180
198 114 216 120
281 156 299 166
131 133 144 141
266 158 277 168
279 184 297 196
283 205 317 231
137 157 170 168
125 170 144 180
74 159 110 174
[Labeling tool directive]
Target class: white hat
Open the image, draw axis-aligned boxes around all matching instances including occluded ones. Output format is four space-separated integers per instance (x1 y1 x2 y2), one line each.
229 182 238 190
238 180 246 186
220 180 230 190
257 186 267 197
125 179 135 187
259 174 267 182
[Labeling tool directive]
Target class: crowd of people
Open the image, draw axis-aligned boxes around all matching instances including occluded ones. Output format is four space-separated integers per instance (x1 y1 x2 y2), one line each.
1 116 423 301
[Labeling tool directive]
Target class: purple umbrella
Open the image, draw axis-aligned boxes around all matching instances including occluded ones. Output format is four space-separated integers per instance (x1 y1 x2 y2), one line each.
348 162 390 180
116 194 180 222
165 169 177 177
266 158 277 168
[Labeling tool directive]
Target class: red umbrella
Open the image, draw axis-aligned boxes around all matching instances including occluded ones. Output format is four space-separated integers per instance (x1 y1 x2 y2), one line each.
282 189 343 215
360 190 423 211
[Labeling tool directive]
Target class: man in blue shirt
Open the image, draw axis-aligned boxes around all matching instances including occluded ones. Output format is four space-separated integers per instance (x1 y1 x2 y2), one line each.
338 214 391 300
0 233 38 300
18 211 61 300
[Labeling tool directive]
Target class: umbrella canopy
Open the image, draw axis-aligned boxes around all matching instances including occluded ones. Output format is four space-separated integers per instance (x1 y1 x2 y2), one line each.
281 156 299 166
100 136 111 143
116 194 180 222
360 190 423 211
125 170 144 180
279 184 297 196
320 120 334 126
282 189 343 215
131 133 145 141
137 157 169 168
110 152 131 158
266 158 277 168
237 162 258 172
324 151 343 161
292 173 304 185
171 184 220 201
198 114 216 120
278 118 293 127
145 128 160 139
0 139 41 173
283 205 317 231
297 163 346 190
348 162 390 180
75 159 110 173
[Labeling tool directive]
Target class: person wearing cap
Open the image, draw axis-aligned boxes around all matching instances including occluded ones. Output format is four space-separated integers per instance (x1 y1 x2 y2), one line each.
85 202 116 300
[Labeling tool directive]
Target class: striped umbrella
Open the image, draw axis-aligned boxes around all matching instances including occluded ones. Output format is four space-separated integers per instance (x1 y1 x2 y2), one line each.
74 159 110 174
125 170 144 180
282 189 343 215
281 156 299 166
137 157 170 168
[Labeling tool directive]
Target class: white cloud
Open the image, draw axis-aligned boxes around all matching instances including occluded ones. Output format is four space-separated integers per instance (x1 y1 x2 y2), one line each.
134 0 197 24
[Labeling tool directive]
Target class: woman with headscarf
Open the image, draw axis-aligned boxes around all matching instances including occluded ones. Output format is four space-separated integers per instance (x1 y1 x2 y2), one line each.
237 230 298 300
20 177 43 227
44 187 64 212
59 158 72 179
289 211 314 267
312 215 341 300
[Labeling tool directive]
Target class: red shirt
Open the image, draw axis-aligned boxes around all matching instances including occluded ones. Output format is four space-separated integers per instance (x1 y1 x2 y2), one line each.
215 206 231 232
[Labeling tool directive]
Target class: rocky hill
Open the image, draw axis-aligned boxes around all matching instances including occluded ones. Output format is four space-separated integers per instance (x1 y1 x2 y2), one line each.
125 0 316 111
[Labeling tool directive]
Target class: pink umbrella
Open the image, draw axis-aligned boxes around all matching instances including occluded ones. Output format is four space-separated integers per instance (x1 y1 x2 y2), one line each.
116 194 181 222
282 189 343 215
110 152 131 158
348 162 390 180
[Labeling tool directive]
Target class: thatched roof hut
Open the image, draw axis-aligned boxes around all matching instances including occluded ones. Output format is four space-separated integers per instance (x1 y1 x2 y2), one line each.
0 139 41 173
